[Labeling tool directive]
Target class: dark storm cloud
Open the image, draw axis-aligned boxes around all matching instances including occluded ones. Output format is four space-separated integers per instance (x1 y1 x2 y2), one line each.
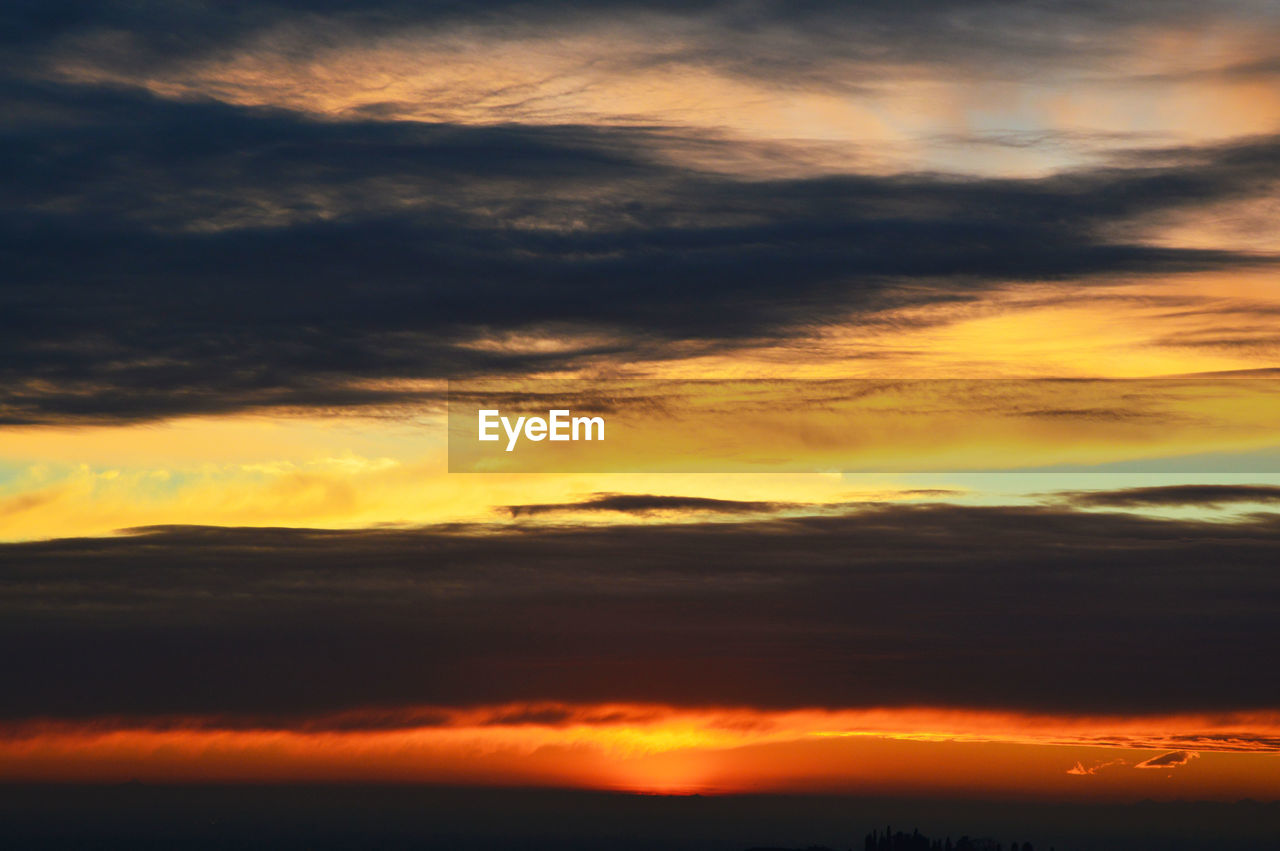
1060 484 1280 508
3 77 1278 422
506 493 797 517
2 505 1278 721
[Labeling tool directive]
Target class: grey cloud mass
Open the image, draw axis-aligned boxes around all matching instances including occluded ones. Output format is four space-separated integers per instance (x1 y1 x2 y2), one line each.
2 505 1278 721
3 3 1280 421
506 493 798 516
2 78 1277 422
1061 484 1280 508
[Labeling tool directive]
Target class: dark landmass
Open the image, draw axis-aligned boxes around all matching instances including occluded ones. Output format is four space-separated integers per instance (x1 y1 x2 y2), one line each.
1 786 1277 850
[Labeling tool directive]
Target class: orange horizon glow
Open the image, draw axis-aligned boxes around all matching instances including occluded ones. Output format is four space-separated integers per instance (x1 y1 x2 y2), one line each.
3 703 1277 799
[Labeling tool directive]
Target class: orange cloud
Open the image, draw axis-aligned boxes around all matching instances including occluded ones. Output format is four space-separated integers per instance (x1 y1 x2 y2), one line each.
1 704 1276 797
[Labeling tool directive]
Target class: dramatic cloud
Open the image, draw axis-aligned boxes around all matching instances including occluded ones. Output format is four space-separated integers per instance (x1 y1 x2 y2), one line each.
2 4 1279 422
2 505 1279 721
4 2 1280 818
3 77 1277 422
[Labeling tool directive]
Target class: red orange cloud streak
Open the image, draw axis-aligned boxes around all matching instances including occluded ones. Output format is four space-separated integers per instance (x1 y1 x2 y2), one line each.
3 704 1277 799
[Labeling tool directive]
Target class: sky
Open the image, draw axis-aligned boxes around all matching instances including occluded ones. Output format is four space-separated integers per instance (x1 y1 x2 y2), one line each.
2 0 1280 828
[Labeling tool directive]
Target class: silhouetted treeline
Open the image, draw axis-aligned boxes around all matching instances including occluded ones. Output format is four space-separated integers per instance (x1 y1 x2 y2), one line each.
745 827 1049 851
863 828 1041 851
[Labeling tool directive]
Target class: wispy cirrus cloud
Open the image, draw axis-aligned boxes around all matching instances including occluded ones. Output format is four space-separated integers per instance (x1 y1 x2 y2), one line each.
18 1 1280 151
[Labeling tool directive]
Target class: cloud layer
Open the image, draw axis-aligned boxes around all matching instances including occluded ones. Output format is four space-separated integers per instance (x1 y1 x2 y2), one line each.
3 1 1280 421
1060 484 1280 508
2 505 1278 721
4 82 1277 421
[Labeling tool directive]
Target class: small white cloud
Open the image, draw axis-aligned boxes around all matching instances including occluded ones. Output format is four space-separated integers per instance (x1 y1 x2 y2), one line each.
1066 758 1127 775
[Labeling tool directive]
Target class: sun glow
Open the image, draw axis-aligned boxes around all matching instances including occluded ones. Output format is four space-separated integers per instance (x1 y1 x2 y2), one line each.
3 704 1277 798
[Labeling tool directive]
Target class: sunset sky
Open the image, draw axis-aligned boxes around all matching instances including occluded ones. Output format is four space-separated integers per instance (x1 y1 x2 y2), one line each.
2 1 1279 843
